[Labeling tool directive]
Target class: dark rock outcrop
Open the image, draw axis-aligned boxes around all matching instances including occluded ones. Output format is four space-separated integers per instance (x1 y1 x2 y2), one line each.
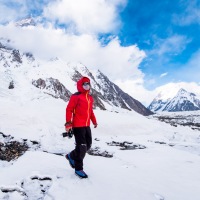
0 132 28 162
12 49 22 64
107 141 146 150
152 114 200 131
87 146 113 158
8 81 14 89
32 78 72 102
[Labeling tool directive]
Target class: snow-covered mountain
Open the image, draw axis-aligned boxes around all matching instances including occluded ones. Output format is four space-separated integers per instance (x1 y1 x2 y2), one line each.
148 88 200 112
15 18 36 27
0 39 152 116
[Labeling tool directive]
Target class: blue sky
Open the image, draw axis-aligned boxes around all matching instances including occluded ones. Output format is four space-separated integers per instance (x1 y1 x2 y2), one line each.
0 0 200 104
118 0 200 89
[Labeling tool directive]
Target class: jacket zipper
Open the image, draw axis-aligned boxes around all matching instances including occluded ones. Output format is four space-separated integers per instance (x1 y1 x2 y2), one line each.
86 93 90 126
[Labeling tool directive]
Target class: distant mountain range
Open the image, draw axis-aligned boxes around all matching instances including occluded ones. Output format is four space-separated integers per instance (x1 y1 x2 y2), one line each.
148 88 200 112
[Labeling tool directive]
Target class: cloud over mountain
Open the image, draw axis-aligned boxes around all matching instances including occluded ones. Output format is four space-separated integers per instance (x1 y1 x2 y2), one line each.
43 0 127 34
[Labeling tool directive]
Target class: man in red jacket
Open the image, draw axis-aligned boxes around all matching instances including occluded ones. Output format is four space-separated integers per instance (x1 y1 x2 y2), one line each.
65 76 97 178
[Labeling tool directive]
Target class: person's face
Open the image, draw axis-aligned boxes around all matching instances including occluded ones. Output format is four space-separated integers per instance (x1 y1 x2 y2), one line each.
82 82 90 90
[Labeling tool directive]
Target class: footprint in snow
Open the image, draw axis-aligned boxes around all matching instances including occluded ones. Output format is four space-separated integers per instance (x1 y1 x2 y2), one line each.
0 175 52 200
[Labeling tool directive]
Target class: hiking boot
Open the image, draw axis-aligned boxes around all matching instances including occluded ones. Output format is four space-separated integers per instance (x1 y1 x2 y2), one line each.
66 153 75 168
75 170 88 179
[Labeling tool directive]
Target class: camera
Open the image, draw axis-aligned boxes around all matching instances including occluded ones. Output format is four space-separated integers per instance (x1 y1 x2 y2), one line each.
62 129 73 138
62 132 68 137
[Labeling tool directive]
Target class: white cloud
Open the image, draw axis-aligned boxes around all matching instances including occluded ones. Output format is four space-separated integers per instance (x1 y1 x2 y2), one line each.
154 82 200 99
0 22 145 80
152 35 189 56
175 49 200 82
160 72 168 78
43 0 127 34
0 0 53 24
116 79 200 107
115 79 157 106
0 0 150 106
0 2 26 23
173 0 200 26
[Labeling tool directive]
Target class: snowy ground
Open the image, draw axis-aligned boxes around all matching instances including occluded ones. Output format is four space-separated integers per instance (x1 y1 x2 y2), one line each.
1 94 200 200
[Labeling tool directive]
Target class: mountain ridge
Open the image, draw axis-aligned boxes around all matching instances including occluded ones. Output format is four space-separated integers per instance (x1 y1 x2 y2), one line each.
148 88 200 112
0 39 153 116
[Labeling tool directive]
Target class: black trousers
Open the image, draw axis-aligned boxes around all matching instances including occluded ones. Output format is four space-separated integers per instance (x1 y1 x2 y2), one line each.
70 127 92 170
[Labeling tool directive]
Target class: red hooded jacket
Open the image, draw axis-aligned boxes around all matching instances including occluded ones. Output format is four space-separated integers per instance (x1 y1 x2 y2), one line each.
66 77 97 127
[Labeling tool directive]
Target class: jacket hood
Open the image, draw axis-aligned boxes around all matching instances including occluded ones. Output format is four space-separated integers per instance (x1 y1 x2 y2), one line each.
77 77 90 93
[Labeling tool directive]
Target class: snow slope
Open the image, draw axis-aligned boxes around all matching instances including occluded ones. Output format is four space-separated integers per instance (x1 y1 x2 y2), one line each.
0 94 200 200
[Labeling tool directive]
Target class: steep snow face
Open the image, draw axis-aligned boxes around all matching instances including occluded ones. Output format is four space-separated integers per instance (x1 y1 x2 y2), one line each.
0 40 152 115
148 88 200 112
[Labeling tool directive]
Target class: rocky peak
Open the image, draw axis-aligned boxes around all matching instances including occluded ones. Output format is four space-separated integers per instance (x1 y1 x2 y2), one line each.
15 18 36 27
32 78 72 102
148 88 200 112
12 49 22 64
